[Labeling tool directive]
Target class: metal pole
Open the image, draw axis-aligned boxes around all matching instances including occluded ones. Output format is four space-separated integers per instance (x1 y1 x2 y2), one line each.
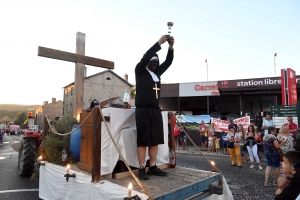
205 59 208 81
274 53 277 76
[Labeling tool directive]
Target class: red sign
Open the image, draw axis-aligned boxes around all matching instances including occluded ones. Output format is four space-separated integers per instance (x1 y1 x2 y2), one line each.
194 83 218 91
281 68 298 105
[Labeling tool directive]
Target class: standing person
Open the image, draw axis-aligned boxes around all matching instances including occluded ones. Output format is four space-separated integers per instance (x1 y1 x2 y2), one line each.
245 125 263 169
226 126 243 168
251 121 258 133
199 121 208 151
237 124 249 162
174 124 180 150
208 134 214 153
262 114 275 135
215 136 220 154
277 125 295 154
221 131 228 154
209 123 215 136
210 123 216 152
180 124 188 151
0 130 3 148
256 132 263 159
284 116 298 135
263 127 286 186
228 119 238 131
135 35 174 180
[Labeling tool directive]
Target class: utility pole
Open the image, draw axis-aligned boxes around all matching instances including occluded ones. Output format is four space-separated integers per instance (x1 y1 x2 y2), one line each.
274 53 277 76
205 59 208 81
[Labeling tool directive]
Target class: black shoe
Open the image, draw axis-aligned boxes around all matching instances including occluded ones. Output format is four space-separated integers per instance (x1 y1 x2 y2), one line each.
147 165 168 176
231 164 236 167
138 167 148 180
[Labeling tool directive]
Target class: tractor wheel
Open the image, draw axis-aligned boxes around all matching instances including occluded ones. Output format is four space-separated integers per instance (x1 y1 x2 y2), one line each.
18 138 36 176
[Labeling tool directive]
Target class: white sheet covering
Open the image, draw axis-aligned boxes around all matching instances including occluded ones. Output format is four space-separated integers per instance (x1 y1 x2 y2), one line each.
100 108 169 175
39 162 148 200
204 176 234 200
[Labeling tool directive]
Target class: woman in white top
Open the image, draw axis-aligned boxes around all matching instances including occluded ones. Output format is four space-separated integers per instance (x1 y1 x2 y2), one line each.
245 125 263 169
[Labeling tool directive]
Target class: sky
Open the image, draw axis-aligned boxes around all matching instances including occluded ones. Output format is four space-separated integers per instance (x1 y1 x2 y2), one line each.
0 0 299 105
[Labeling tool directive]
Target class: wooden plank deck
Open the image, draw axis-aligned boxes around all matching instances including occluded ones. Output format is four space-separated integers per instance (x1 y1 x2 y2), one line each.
106 167 221 200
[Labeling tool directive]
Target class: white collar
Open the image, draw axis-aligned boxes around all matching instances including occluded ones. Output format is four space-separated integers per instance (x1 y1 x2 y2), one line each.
146 68 159 82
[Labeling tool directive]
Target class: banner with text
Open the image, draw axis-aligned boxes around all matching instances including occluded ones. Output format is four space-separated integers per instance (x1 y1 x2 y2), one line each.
211 116 250 132
176 115 211 124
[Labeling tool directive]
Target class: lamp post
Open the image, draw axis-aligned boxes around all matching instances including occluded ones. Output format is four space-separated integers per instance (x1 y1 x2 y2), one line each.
274 53 277 76
205 59 208 81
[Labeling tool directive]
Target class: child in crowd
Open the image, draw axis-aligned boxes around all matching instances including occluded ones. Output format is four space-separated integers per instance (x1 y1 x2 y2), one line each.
221 131 228 154
215 136 220 154
275 151 300 200
208 134 214 153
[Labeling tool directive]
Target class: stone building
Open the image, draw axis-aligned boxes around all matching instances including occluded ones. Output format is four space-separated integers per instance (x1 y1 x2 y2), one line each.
35 98 63 129
63 70 133 116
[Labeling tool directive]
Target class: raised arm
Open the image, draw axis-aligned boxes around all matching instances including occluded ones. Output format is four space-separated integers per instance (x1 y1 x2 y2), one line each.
157 37 174 76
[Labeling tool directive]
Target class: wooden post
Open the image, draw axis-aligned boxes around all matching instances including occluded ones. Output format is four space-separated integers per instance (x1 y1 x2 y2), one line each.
42 116 49 158
168 112 175 152
74 32 86 119
92 108 102 183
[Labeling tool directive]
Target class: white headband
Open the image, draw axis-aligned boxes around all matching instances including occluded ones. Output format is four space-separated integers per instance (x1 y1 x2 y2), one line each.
150 56 158 61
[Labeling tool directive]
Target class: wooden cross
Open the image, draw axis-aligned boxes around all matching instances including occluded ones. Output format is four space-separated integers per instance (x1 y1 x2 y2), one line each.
38 32 114 118
153 83 160 99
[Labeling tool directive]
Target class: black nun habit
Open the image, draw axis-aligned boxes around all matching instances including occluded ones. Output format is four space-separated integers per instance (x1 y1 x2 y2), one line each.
135 42 174 147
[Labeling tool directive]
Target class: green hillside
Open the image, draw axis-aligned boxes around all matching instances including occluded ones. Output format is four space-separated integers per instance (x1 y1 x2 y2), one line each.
0 104 41 122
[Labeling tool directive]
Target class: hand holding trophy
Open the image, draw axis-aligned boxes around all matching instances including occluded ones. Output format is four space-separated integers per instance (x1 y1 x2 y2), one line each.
167 21 174 49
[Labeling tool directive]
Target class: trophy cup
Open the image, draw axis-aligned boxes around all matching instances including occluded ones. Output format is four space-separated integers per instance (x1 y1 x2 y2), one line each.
167 21 174 37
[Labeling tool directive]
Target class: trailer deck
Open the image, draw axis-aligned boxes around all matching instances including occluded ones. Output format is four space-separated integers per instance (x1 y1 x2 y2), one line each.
107 167 221 200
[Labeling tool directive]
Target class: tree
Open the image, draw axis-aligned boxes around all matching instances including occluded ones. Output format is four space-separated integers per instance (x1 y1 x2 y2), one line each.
3 116 10 124
14 111 27 127
130 84 136 98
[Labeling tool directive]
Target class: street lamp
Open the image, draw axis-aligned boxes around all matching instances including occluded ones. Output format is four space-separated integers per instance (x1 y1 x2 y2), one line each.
274 53 277 77
205 59 208 81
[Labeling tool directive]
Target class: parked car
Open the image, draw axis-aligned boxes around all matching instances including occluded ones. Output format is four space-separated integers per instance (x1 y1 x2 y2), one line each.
8 125 20 135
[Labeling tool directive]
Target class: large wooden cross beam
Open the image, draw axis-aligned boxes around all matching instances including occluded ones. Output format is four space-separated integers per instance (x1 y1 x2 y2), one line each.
38 32 114 118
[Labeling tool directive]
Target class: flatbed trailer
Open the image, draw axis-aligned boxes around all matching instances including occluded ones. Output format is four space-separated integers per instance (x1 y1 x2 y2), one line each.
38 108 225 200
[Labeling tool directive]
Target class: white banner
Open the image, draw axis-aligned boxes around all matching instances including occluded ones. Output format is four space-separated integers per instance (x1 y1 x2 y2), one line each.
211 116 250 132
179 81 220 97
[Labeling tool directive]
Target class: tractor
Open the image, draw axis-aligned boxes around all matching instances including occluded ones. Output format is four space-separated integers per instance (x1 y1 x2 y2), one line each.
18 112 41 176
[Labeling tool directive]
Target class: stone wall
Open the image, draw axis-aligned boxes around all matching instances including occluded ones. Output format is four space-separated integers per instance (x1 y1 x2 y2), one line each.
35 98 63 129
63 71 132 115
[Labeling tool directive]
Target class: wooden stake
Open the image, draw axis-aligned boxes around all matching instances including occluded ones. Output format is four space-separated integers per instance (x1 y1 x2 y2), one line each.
92 108 102 183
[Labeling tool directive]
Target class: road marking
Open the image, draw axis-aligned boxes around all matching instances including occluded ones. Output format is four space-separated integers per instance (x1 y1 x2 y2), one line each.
3 142 9 144
14 141 20 143
0 189 39 194
0 157 6 160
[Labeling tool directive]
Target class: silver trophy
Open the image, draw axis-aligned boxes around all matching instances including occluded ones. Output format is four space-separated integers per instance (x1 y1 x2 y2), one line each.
167 22 174 37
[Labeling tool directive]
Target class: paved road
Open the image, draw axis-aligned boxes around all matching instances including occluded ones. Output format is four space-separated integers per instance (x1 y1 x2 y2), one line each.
0 134 39 200
176 148 277 200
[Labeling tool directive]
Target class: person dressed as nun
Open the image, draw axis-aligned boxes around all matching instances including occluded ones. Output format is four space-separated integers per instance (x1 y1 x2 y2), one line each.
135 35 174 180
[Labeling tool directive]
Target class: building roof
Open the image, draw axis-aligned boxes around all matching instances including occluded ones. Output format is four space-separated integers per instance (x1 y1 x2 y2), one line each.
63 70 133 88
